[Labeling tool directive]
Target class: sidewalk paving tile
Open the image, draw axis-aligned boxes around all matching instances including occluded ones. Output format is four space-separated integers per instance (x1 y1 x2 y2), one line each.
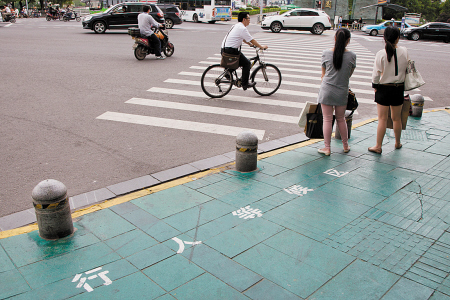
126 242 174 270
76 208 135 241
132 185 212 219
309 259 399 300
235 243 330 298
0 245 14 273
0 225 100 268
0 269 30 299
170 273 247 300
205 217 284 258
70 271 166 300
180 244 262 292
143 254 205 292
12 259 138 300
380 277 433 300
104 229 158 258
18 242 121 289
244 279 301 300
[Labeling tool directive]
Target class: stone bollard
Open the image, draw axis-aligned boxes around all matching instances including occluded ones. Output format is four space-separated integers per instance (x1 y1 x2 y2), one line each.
335 111 353 140
410 94 425 117
32 179 74 240
236 131 258 172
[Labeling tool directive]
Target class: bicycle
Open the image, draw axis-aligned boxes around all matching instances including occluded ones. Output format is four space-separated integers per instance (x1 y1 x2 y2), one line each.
200 47 282 98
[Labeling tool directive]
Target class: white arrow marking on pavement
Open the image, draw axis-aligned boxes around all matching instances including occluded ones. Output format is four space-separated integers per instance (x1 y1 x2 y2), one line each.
172 237 185 254
126 98 299 123
96 111 266 139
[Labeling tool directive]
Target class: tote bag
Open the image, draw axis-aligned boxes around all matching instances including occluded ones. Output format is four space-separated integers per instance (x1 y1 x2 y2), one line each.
404 60 425 91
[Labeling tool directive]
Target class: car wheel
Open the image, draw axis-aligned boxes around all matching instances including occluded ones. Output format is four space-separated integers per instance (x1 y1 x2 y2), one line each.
93 21 106 34
165 18 174 29
270 21 282 33
193 14 198 23
411 32 420 41
370 29 378 36
76 17 81 22
311 23 324 35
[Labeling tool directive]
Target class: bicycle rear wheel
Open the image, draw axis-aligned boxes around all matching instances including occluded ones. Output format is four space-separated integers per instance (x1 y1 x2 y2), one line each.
251 64 282 96
201 64 233 98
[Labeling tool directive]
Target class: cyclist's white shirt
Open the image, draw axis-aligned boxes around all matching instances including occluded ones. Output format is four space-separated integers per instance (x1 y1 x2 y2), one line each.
221 22 253 49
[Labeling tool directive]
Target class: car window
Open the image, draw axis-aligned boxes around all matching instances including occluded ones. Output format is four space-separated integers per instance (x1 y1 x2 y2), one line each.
128 5 141 12
428 24 440 28
299 11 310 16
167 7 178 12
306 11 319 16
289 11 299 16
111 5 125 13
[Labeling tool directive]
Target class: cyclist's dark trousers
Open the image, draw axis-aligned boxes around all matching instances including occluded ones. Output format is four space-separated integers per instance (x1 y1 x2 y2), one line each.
223 47 251 86
147 34 162 57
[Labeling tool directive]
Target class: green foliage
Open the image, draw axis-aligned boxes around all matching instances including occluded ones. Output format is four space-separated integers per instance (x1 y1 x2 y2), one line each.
232 7 282 16
389 0 449 22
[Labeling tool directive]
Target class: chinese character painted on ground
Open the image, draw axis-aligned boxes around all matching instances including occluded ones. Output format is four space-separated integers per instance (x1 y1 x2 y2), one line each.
172 237 202 254
72 267 112 293
232 206 263 219
323 168 348 177
284 185 314 196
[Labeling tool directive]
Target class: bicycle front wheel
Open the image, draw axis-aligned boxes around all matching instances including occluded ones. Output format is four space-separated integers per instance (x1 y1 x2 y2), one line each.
201 65 233 98
251 64 282 96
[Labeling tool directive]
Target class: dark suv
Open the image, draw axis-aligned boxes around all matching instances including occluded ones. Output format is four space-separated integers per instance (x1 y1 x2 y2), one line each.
156 4 182 29
82 2 164 34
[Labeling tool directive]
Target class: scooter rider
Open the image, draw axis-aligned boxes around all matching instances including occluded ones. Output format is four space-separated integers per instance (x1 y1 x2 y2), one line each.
221 11 268 90
138 5 165 60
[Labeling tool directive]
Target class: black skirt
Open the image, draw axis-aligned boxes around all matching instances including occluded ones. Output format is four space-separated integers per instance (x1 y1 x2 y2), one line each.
375 84 404 106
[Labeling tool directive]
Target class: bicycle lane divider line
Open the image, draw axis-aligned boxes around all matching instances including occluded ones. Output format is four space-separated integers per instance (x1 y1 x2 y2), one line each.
147 87 305 108
125 98 299 123
96 111 266 140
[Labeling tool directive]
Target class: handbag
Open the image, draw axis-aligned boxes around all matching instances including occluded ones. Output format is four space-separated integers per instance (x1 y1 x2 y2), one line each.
220 25 240 70
220 52 240 70
346 89 358 117
404 60 425 91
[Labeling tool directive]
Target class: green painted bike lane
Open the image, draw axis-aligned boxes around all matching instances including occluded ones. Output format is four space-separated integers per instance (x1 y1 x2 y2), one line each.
1 110 450 299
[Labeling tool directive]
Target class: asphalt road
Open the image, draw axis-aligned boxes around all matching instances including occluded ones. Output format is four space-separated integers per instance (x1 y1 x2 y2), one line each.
1 17 449 217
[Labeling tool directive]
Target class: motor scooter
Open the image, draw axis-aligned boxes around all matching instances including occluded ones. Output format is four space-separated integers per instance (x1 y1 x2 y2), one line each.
63 11 80 22
2 13 16 23
128 27 174 60
46 11 60 21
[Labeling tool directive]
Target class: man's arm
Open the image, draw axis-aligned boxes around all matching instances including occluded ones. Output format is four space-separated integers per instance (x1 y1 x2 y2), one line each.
248 39 268 50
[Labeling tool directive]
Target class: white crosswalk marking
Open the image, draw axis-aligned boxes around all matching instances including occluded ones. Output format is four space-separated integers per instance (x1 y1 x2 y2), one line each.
96 32 430 138
97 111 266 139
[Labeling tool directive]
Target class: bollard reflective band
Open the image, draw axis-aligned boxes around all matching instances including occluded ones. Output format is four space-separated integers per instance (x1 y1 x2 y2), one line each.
411 103 424 107
33 198 67 210
236 146 257 153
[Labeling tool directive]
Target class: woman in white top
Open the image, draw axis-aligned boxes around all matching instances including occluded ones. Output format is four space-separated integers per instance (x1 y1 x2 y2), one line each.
369 27 409 154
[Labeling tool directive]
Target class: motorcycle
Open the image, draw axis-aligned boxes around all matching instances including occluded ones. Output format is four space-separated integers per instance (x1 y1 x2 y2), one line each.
62 11 80 22
46 11 61 21
2 13 16 23
128 27 174 61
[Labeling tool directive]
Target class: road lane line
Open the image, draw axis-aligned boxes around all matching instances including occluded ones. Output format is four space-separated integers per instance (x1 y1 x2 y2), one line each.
126 98 299 123
97 112 266 139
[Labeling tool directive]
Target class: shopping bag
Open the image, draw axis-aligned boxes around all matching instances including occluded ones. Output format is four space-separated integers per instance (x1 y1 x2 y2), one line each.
387 95 411 130
298 102 314 128
404 60 425 91
305 104 324 139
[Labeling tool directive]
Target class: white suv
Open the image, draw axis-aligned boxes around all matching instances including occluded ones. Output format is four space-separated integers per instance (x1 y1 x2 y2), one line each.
261 9 332 35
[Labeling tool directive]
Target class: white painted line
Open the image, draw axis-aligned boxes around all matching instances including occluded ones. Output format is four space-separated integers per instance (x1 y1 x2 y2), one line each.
97 111 266 139
85 267 102 274
181 70 372 87
198 61 374 75
162 79 376 104
126 98 299 123
239 50 376 63
172 237 185 254
148 87 305 108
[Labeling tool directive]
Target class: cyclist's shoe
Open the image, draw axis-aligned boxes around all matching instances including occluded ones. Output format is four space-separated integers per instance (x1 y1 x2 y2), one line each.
156 56 166 60
242 82 256 90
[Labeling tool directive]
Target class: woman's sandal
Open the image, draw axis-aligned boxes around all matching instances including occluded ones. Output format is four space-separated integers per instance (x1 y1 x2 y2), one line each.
344 147 351 153
395 143 403 149
368 147 382 154
318 148 331 156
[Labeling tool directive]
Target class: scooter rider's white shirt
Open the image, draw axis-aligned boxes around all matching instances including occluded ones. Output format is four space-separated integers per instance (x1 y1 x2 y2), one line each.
138 12 160 37
221 22 253 49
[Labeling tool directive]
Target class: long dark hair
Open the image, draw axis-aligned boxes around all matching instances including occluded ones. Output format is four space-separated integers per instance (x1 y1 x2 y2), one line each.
333 28 351 70
384 26 400 62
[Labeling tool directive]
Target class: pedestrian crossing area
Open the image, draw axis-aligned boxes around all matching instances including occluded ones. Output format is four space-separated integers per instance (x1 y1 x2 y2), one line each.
96 32 430 140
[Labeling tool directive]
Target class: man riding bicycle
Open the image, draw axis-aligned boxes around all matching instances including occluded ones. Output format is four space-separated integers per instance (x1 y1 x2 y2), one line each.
138 5 165 60
221 12 268 90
